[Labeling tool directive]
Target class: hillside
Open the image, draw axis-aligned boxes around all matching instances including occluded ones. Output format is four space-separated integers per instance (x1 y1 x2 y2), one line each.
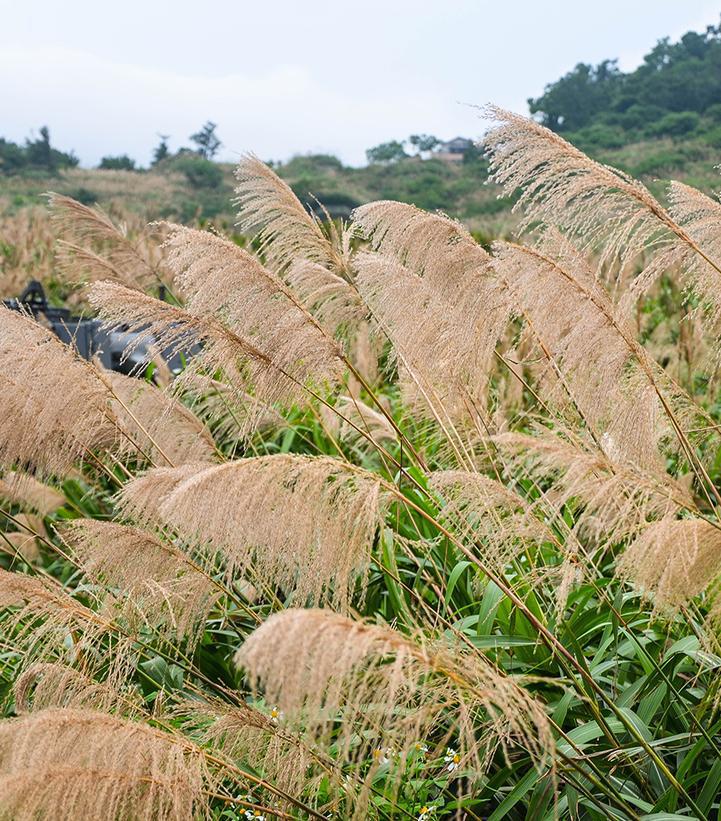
1 134 719 242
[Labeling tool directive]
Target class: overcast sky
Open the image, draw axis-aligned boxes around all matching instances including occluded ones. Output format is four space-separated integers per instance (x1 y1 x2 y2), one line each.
2 1 720 167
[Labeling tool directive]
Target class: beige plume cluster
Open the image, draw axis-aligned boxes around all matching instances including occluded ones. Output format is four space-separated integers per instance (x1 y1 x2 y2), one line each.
3 103 721 819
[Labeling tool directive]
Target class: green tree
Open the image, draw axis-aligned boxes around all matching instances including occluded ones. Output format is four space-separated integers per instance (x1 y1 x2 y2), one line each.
409 134 440 156
152 134 171 166
190 121 221 160
99 155 137 171
528 60 621 131
529 18 721 138
23 126 78 172
366 140 408 164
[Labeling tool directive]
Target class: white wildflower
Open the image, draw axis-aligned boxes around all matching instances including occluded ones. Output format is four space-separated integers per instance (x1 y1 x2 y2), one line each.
443 746 460 772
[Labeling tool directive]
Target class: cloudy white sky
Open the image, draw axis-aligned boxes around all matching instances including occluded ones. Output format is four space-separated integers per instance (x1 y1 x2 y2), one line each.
2 1 720 167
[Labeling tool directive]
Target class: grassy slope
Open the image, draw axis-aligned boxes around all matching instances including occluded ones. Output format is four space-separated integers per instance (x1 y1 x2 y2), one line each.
0 134 719 241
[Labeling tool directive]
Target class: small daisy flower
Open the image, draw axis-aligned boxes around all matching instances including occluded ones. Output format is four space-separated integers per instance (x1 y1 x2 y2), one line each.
417 806 436 821
244 810 266 820
444 746 461 772
414 742 430 757
372 747 394 764
269 706 283 725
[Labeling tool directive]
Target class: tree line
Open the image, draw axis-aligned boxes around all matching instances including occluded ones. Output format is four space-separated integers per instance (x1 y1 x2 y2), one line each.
0 121 223 179
529 17 721 148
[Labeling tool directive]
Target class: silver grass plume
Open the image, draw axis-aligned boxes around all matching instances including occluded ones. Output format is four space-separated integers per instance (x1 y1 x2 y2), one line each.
616 517 721 616
88 267 342 433
105 370 217 466
63 519 219 645
354 251 507 436
234 154 348 274
0 306 115 476
492 238 668 472
2 513 47 563
0 471 65 516
483 107 721 325
118 455 387 609
493 427 690 549
236 608 553 816
13 662 138 715
0 568 111 665
0 708 211 820
179 374 287 449
49 193 164 289
352 201 510 415
175 697 312 801
286 258 366 335
668 181 721 338
431 471 555 565
352 200 493 295
87 283 299 435
322 394 398 450
162 223 343 390
115 461 214 526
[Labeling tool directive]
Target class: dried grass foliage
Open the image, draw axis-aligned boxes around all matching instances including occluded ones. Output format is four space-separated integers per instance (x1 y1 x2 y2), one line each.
0 568 109 665
286 258 366 335
483 107 675 281
106 370 217 466
63 519 219 644
353 200 491 294
493 428 690 549
0 708 212 821
234 154 347 274
176 698 313 800
119 456 386 608
354 252 506 431
430 471 553 572
483 106 721 335
0 207 55 299
668 181 721 335
353 203 510 427
237 608 553 815
324 394 398 449
617 518 721 615
49 193 164 289
492 239 668 470
163 223 343 390
0 307 115 476
13 662 135 715
0 471 65 516
88 266 342 435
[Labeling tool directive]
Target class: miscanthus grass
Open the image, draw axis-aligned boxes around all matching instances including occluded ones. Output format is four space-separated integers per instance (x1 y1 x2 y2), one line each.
2 107 721 819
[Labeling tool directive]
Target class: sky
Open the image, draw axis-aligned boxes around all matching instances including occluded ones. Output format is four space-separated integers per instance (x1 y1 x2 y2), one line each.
2 1 720 167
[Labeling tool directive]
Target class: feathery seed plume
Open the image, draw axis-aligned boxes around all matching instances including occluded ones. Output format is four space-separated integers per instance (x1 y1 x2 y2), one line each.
0 708 211 820
49 193 164 289
119 455 386 608
237 608 553 816
0 307 115 476
63 519 219 644
106 370 217 466
234 154 346 274
617 517 721 615
0 471 65 516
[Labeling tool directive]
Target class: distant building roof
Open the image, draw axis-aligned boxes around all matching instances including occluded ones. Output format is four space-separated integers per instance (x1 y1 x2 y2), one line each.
439 137 474 153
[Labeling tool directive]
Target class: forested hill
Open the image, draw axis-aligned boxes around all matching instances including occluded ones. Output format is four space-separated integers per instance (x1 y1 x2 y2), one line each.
529 17 721 152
